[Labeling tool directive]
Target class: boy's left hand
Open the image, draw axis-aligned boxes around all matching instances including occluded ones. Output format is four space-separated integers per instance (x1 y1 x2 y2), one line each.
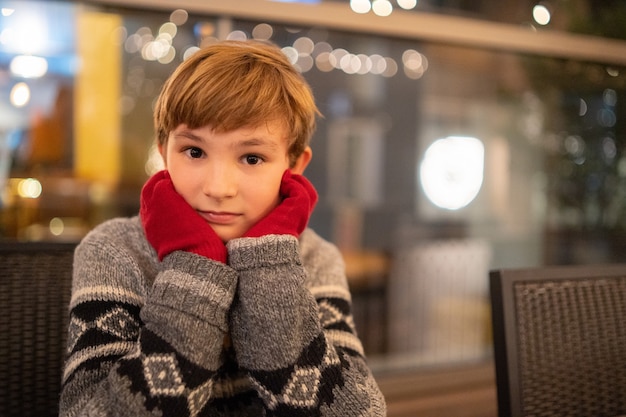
244 170 317 238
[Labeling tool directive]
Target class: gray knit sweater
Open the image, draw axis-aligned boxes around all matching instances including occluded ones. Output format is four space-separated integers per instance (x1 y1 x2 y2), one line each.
60 216 386 416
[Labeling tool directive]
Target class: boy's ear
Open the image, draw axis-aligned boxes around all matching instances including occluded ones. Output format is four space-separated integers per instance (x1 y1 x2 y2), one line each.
158 143 167 167
290 146 312 175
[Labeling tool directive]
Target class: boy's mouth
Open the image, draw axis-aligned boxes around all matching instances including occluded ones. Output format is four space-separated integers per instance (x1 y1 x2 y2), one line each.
198 211 240 225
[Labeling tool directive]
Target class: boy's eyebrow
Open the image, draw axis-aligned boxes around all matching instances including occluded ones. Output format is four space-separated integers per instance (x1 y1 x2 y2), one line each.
173 128 282 150
172 130 202 141
234 137 280 150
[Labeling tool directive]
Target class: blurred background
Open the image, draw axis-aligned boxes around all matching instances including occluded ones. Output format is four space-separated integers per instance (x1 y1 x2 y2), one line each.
1 0 626 385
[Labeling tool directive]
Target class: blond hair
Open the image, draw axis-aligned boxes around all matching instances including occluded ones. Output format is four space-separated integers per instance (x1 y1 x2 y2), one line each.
154 40 319 165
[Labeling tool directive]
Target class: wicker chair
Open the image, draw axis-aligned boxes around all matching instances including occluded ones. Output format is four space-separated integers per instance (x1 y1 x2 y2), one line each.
490 264 626 417
0 241 76 417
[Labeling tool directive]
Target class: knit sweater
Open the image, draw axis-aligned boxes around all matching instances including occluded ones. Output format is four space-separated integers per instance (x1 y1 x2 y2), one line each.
60 216 386 416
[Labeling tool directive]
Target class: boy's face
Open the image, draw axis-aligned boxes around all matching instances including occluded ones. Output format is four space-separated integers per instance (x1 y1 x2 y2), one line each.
160 122 311 242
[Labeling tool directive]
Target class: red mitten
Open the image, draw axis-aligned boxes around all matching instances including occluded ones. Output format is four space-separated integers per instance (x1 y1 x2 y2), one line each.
244 170 318 238
140 170 227 263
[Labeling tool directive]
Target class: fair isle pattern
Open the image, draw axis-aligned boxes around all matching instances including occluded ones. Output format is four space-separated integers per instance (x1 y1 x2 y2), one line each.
60 218 386 417
136 350 215 416
96 306 141 339
247 332 357 417
143 353 185 396
251 367 322 410
248 334 343 412
66 315 89 353
113 328 221 416
63 299 141 378
316 296 363 357
318 298 356 332
282 367 322 407
187 380 214 417
65 302 141 351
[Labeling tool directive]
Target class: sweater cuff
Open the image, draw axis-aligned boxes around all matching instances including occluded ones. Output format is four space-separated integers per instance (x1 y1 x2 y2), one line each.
226 234 300 271
149 251 237 330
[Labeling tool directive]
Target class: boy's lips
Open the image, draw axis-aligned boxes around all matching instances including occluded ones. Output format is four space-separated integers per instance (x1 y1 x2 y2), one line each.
199 211 240 225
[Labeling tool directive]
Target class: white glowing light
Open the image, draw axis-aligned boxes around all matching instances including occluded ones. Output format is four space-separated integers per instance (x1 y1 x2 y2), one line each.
532 4 551 25
402 49 428 79
157 46 176 64
356 54 372 75
281 46 299 65
350 0 371 14
397 0 417 9
7 13 47 54
370 54 386 74
0 27 15 45
10 55 48 78
10 82 30 107
183 46 200 60
329 48 348 69
340 53 361 74
372 0 393 16
226 30 248 41
382 57 398 77
159 22 177 38
420 136 484 210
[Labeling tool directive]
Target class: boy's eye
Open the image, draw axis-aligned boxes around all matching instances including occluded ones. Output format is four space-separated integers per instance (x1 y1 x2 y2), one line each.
186 147 204 159
244 155 262 165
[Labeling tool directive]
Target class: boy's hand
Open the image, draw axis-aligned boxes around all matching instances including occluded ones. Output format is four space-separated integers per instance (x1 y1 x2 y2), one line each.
140 170 227 263
244 170 318 238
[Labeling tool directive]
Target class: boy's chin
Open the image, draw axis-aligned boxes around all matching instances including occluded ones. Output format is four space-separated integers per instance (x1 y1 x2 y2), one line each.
212 226 245 243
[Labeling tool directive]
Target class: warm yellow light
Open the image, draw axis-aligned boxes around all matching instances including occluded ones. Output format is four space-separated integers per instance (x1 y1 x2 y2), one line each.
50 217 65 236
17 178 42 199
10 82 30 107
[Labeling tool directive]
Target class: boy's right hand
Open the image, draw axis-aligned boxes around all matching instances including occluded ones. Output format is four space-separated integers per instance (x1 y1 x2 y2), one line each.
140 170 227 263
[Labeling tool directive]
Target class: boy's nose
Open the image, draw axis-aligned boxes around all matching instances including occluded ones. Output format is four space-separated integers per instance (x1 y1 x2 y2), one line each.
202 165 237 199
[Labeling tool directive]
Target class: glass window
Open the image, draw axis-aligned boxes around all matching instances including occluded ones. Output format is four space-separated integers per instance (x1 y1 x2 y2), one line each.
1 0 625 371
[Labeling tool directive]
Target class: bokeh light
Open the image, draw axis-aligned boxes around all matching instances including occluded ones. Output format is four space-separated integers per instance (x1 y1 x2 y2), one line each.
17 178 42 199
420 137 484 210
532 4 551 26
10 82 30 107
10 55 48 78
372 0 393 16
350 0 371 14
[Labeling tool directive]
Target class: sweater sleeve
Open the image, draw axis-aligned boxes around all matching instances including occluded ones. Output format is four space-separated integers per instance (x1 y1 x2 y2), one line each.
226 233 386 417
59 220 238 417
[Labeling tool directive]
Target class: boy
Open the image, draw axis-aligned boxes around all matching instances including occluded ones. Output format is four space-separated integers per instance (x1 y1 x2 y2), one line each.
60 40 386 416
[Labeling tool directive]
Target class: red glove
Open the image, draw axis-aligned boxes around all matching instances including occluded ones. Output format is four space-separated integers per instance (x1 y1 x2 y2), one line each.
140 170 227 263
244 170 318 238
